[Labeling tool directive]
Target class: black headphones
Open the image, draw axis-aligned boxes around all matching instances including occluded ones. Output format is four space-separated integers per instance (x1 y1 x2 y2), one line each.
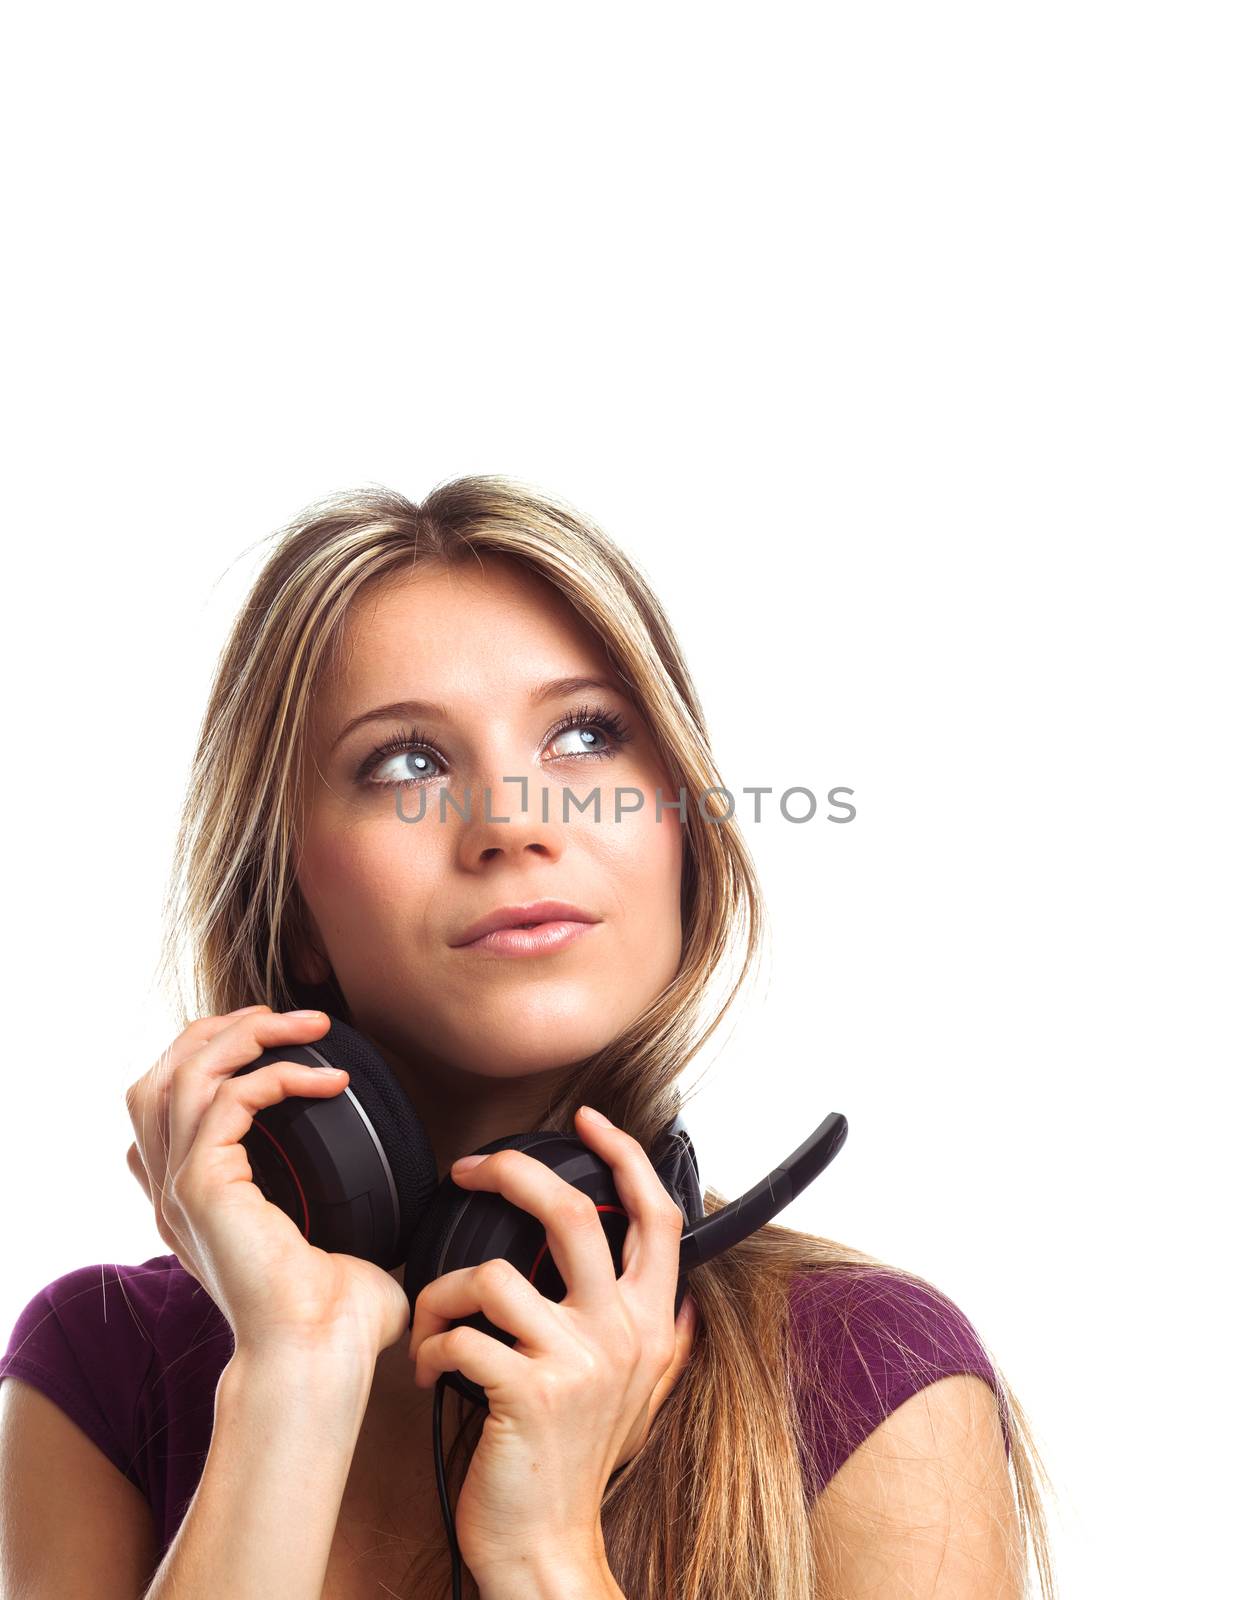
234 1013 847 1593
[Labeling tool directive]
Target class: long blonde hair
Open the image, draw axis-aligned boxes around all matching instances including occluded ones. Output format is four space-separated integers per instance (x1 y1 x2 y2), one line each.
156 475 1057 1599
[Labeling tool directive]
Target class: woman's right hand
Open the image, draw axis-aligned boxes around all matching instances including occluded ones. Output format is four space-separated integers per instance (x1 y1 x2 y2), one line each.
124 1005 412 1368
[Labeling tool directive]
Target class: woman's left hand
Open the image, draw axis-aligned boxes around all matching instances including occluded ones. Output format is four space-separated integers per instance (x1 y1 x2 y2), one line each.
408 1105 699 1586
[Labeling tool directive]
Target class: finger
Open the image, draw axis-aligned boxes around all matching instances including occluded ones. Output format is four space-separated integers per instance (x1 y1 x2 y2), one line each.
164 1005 275 1072
409 1259 567 1364
126 1007 273 1178
147 1006 275 1100
573 1108 687 1296
449 1146 618 1305
166 1010 332 1178
182 1059 350 1193
413 1322 529 1395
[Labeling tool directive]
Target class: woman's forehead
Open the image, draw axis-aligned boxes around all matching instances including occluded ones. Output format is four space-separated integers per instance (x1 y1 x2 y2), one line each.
349 558 590 653
313 561 622 734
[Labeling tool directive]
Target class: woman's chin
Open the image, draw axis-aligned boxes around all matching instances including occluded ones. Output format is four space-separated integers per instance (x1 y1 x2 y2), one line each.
361 991 628 1081
459 1037 605 1079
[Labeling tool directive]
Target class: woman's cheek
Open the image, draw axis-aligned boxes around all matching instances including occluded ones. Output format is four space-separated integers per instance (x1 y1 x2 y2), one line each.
623 788 685 977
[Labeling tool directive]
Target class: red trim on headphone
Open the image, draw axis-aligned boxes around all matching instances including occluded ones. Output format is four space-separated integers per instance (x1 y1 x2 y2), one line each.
528 1204 627 1282
247 1123 310 1238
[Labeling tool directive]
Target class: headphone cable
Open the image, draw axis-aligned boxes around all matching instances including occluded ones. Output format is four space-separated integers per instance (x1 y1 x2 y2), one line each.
433 1374 464 1600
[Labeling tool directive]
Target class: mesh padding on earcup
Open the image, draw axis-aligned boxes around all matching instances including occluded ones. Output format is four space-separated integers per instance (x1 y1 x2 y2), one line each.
315 1017 439 1257
405 1180 467 1303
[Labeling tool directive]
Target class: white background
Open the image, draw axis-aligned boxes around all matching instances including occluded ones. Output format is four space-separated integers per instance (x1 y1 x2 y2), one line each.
1 5 1238 1595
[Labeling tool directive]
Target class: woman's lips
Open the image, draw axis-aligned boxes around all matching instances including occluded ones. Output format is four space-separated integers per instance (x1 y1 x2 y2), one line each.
454 919 599 957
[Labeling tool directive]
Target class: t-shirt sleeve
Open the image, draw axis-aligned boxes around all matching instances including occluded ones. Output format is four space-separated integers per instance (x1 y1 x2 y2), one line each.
0 1263 166 1493
788 1266 1012 1502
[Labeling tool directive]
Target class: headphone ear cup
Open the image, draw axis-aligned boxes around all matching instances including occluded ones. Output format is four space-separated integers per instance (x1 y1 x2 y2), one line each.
318 1018 440 1262
406 1124 698 1410
404 1175 474 1320
238 1016 438 1268
405 1130 553 1320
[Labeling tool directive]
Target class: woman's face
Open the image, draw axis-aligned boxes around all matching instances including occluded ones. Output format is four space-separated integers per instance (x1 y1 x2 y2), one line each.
294 556 685 1086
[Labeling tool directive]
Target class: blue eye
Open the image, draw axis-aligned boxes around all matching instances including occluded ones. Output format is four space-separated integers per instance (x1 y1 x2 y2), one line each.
546 711 628 760
357 703 633 789
368 746 446 787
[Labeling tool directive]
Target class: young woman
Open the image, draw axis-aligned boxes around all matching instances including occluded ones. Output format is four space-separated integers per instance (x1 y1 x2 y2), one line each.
0 476 1055 1599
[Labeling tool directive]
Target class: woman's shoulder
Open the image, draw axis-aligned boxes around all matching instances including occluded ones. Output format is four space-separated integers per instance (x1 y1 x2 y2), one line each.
1 1252 219 1364
785 1262 1010 1500
786 1262 1001 1380
3 1254 176 1377
0 1253 228 1492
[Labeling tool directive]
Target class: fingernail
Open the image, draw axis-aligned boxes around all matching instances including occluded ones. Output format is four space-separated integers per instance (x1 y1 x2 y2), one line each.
453 1154 486 1170
288 1010 325 1019
579 1105 611 1127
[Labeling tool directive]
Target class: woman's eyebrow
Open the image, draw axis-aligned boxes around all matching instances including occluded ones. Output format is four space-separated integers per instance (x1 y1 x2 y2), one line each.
329 674 627 754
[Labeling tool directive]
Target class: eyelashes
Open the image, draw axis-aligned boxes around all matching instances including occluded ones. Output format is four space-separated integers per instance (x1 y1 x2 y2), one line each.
354 701 634 789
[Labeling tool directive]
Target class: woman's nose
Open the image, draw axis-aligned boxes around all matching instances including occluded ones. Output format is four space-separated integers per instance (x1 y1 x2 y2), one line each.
453 776 569 866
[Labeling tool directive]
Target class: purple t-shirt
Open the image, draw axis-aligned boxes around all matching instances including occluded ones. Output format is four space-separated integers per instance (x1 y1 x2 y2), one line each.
0 1254 1008 1557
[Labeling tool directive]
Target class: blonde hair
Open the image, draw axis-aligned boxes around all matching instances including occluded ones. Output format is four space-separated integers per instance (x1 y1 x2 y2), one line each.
156 475 1057 1599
